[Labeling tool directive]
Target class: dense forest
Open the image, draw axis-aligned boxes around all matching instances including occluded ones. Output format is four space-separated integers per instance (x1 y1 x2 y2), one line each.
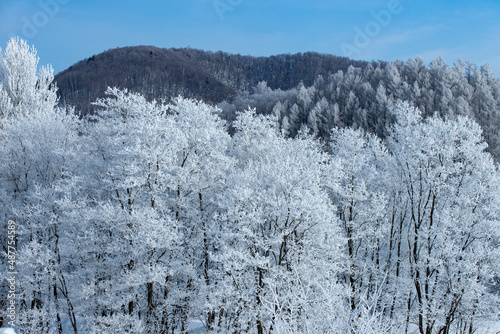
54 46 370 114
1 38 499 334
55 45 500 161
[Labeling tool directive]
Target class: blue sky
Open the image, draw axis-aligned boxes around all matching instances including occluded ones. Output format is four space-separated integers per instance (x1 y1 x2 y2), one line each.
1 0 499 75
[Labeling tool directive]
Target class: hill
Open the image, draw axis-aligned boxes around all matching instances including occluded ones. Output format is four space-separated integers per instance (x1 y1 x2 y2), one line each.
54 46 370 114
54 47 500 160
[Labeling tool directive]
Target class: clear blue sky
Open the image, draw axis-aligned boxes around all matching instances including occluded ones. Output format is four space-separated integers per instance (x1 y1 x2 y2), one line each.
1 0 499 75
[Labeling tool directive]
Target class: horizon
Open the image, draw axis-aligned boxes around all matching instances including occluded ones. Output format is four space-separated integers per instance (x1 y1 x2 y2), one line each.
1 0 499 75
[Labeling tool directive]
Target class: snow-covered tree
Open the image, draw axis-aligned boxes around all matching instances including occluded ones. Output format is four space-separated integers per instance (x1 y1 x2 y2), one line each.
0 86 81 334
74 88 185 333
386 101 500 333
215 110 345 333
0 37 81 334
0 37 58 118
328 127 393 332
165 96 234 332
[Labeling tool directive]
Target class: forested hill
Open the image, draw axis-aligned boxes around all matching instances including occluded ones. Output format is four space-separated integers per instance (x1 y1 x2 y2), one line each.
54 46 371 114
54 46 500 160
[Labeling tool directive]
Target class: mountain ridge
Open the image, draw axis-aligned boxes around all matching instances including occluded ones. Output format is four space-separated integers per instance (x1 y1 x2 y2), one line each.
54 46 374 114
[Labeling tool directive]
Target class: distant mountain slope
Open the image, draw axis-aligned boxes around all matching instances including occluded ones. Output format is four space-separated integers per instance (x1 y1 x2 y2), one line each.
55 46 235 114
54 46 370 114
54 46 500 161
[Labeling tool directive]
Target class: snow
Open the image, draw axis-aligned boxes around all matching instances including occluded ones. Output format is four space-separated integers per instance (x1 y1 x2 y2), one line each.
476 320 500 334
188 320 208 334
406 321 500 334
0 318 497 333
0 329 16 334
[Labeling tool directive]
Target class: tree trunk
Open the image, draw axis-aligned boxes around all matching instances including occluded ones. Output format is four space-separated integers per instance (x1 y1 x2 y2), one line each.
147 281 154 332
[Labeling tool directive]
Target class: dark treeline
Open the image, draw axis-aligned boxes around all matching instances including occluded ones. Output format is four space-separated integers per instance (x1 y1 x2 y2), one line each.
54 46 371 114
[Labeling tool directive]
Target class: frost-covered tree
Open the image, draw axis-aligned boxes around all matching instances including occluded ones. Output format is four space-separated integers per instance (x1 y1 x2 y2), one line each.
328 127 393 332
165 96 234 332
0 37 82 334
73 88 186 333
73 89 234 333
0 37 58 118
386 102 500 334
215 110 345 333
0 83 81 333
